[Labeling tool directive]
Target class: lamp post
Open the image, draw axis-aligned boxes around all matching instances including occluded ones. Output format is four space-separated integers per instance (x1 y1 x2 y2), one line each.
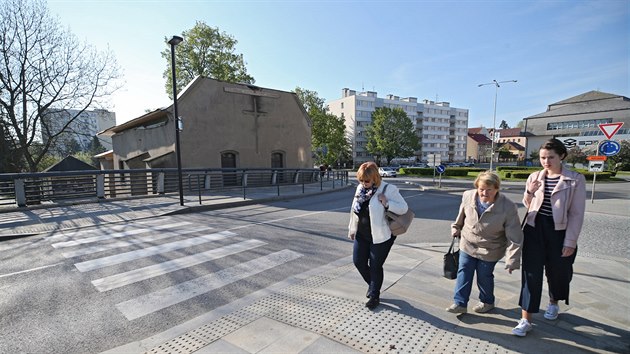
168 35 184 206
478 79 517 170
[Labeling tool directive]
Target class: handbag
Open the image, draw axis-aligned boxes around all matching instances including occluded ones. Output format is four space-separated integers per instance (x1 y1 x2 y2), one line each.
443 237 460 280
382 184 415 236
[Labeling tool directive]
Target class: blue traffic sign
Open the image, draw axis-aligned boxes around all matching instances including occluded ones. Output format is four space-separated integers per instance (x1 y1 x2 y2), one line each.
599 140 621 156
436 164 446 174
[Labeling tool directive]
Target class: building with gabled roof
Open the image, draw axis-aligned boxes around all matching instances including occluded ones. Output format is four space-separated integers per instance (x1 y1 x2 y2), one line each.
99 77 313 171
523 90 630 158
466 133 492 163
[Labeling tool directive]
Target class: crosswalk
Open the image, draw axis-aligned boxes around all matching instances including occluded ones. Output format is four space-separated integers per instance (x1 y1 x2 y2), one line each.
48 218 303 321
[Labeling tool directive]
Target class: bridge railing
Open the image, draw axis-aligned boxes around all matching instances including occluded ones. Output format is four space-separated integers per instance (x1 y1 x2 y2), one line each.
0 168 349 208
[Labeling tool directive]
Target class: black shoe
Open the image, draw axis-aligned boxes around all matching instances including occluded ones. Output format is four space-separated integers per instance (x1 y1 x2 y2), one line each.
366 297 380 310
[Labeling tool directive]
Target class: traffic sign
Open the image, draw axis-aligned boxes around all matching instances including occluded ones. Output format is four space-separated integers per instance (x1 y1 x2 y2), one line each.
598 122 624 140
586 155 607 161
599 140 621 156
435 164 446 174
588 161 604 172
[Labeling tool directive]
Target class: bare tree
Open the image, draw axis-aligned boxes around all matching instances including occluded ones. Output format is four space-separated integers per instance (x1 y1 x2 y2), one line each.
0 0 121 172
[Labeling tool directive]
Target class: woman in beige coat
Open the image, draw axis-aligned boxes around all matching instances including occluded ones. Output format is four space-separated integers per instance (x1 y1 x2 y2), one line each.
446 171 523 314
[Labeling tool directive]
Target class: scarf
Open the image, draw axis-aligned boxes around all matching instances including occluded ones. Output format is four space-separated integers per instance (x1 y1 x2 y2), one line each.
476 196 493 216
353 185 378 213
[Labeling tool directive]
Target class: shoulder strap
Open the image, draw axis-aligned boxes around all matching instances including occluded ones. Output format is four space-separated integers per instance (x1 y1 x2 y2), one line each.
382 183 388 194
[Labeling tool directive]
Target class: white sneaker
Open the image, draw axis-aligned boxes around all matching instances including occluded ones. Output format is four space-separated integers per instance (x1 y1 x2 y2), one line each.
544 303 559 320
512 318 532 337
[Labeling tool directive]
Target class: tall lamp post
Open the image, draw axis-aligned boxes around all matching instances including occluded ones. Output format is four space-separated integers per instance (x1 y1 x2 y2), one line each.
168 35 184 206
478 79 517 170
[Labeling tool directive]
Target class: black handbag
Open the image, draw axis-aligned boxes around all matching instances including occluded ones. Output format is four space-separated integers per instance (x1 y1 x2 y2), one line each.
443 237 460 280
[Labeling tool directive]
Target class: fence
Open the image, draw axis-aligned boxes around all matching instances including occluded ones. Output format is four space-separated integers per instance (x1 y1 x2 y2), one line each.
0 168 349 208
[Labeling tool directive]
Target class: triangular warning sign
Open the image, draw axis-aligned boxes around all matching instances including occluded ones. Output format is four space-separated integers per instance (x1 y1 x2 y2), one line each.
598 122 624 140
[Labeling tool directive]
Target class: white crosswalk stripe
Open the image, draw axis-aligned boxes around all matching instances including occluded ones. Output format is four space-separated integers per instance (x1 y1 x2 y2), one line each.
116 249 303 320
51 221 192 247
50 221 302 321
74 231 237 272
45 219 186 241
91 239 266 292
61 226 213 258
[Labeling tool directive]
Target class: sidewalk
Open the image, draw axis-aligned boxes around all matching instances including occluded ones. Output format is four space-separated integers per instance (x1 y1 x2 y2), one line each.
1 179 628 353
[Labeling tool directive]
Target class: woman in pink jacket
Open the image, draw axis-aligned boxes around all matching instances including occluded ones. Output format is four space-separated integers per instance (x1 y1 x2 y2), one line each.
512 139 586 337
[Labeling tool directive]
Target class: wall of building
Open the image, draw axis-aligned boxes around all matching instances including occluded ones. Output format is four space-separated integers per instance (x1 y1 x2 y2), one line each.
106 78 312 170
328 89 469 167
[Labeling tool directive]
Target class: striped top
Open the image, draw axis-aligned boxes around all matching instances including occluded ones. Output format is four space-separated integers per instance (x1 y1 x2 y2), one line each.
539 176 560 216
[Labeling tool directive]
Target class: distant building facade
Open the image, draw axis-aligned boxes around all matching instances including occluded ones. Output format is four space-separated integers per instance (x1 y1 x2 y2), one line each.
327 88 469 167
523 91 630 158
466 133 492 163
41 109 116 155
99 77 313 171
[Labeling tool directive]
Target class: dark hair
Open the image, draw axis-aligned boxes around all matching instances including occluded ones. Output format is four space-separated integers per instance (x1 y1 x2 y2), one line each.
540 138 568 159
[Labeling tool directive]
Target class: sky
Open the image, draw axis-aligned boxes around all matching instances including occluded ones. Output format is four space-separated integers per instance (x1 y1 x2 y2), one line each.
46 0 629 129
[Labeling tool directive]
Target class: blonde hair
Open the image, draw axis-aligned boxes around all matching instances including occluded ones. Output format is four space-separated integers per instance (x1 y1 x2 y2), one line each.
474 170 501 189
356 162 382 186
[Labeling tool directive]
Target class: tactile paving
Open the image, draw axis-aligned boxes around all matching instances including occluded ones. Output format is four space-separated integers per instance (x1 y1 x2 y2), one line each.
424 330 519 354
145 332 206 354
327 307 438 353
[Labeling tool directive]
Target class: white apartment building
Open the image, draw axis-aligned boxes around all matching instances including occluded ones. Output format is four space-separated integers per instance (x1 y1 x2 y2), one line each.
41 109 116 155
327 88 469 167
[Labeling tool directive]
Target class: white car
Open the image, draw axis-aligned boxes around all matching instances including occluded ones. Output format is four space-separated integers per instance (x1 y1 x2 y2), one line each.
379 167 397 177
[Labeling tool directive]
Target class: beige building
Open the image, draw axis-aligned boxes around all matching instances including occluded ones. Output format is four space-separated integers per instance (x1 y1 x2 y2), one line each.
100 77 313 171
466 133 492 163
327 88 469 167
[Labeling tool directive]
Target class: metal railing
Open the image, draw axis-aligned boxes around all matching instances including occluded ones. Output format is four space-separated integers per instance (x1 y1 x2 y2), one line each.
0 168 349 208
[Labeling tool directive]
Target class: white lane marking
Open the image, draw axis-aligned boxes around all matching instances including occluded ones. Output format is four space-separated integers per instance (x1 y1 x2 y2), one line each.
51 221 193 248
74 231 237 272
92 239 266 292
116 249 302 320
44 218 166 241
0 241 32 252
61 226 214 258
0 262 64 279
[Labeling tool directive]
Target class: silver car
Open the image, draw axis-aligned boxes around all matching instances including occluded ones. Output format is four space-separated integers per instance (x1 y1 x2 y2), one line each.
379 167 397 177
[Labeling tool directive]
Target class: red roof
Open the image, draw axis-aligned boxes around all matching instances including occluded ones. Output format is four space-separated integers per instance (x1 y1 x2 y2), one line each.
496 128 522 137
468 133 492 144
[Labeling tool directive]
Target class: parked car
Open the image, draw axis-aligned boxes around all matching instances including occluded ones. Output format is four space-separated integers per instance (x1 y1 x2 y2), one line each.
378 167 398 177
412 163 428 168
446 162 462 167
460 162 475 167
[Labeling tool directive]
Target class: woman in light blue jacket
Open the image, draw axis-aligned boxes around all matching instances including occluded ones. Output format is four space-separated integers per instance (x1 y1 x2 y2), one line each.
348 162 408 310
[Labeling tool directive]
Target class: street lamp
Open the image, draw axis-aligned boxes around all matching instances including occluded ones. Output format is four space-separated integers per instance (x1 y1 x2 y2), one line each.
478 79 517 171
168 35 184 206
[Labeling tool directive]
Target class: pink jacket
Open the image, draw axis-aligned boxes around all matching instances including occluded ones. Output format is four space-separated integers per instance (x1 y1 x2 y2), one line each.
522 168 586 248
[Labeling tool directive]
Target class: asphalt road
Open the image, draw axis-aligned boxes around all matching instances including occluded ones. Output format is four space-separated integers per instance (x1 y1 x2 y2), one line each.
0 177 627 353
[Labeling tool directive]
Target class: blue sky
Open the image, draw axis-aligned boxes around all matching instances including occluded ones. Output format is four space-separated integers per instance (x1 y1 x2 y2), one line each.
47 0 628 128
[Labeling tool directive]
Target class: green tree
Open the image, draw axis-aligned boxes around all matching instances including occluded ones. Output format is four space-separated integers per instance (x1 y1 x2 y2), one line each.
565 146 587 167
499 120 510 129
365 107 420 165
606 140 630 170
293 87 349 167
0 0 121 172
162 21 254 99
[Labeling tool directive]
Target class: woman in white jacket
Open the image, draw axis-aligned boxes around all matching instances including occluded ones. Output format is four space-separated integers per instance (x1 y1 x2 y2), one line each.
348 162 408 310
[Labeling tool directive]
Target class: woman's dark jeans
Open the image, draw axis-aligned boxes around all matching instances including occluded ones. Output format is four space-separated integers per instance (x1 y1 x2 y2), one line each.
353 234 396 298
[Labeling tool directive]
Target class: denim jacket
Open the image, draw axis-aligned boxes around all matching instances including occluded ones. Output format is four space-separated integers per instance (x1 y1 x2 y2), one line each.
522 167 586 248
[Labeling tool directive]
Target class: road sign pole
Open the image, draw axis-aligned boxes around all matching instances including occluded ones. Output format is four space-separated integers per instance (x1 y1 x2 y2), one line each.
590 140 606 203
432 155 436 185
